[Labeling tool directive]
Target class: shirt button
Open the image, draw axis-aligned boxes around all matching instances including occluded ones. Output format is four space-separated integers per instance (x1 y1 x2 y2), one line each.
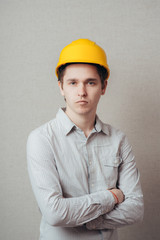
91 184 94 187
114 159 119 164
89 161 92 165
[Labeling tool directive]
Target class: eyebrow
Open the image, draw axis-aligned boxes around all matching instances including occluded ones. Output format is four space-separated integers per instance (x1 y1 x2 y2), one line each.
86 78 98 82
66 78 98 82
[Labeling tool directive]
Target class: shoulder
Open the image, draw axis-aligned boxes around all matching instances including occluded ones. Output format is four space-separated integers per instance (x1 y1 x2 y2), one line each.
27 118 58 144
96 115 126 139
101 123 134 162
101 120 126 140
104 123 133 155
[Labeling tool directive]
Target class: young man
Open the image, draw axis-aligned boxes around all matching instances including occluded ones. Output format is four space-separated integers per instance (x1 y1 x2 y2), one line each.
27 39 144 240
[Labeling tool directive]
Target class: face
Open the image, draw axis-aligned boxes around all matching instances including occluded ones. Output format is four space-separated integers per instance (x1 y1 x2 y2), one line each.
58 64 107 118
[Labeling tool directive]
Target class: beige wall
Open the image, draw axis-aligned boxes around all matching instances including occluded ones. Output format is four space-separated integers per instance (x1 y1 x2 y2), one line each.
1 0 160 239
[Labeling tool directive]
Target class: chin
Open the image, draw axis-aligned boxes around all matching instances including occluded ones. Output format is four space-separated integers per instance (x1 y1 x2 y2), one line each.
76 108 93 115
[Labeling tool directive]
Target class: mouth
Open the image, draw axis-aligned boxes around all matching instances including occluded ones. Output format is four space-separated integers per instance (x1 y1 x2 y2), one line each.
76 100 88 104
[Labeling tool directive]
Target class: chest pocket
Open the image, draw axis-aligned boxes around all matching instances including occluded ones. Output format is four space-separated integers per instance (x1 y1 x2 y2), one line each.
101 156 122 188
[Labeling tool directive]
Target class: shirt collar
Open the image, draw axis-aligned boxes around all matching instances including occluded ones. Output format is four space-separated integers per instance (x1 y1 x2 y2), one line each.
56 108 76 135
94 115 109 135
56 108 109 136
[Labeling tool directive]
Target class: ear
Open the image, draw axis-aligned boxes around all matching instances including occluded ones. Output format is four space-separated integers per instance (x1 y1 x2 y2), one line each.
58 81 65 96
101 80 108 95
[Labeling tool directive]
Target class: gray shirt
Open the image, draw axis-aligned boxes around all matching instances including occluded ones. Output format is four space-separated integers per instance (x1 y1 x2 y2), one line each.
27 108 144 240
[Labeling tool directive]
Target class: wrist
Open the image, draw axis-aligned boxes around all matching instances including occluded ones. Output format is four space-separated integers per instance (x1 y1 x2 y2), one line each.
109 190 119 204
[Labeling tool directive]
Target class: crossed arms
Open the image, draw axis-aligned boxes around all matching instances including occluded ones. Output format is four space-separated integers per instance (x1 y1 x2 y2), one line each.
27 130 144 229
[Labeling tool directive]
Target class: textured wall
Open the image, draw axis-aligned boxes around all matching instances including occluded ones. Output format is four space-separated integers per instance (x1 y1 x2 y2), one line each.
1 0 160 239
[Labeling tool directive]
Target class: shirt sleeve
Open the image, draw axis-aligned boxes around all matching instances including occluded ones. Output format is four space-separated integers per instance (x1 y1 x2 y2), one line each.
86 135 144 230
27 130 115 227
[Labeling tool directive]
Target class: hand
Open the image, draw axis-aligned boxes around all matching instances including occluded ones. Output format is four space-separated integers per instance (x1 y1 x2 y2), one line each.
109 188 124 204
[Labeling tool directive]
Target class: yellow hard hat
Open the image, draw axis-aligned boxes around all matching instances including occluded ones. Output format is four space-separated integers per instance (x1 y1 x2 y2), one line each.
55 39 110 80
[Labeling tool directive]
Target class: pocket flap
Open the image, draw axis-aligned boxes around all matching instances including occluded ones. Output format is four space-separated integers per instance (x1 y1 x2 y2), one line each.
103 156 122 167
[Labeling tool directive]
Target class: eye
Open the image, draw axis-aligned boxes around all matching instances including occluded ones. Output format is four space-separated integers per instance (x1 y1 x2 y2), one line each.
70 81 76 85
88 81 95 85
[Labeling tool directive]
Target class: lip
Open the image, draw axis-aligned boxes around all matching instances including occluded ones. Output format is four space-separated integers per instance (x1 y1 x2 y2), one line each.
76 100 88 104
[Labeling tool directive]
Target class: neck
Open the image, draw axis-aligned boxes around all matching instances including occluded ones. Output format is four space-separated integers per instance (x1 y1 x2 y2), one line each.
65 109 96 137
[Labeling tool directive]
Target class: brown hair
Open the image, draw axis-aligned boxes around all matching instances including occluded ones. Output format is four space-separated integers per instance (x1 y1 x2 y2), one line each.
57 63 109 89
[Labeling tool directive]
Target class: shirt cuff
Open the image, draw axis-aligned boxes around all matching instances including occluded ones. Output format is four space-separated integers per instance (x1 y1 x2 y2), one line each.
92 190 115 215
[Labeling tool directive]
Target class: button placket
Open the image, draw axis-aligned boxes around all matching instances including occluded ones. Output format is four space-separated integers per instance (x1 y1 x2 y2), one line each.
87 142 96 193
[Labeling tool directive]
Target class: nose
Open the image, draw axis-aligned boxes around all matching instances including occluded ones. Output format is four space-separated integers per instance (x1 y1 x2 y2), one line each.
78 84 87 97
